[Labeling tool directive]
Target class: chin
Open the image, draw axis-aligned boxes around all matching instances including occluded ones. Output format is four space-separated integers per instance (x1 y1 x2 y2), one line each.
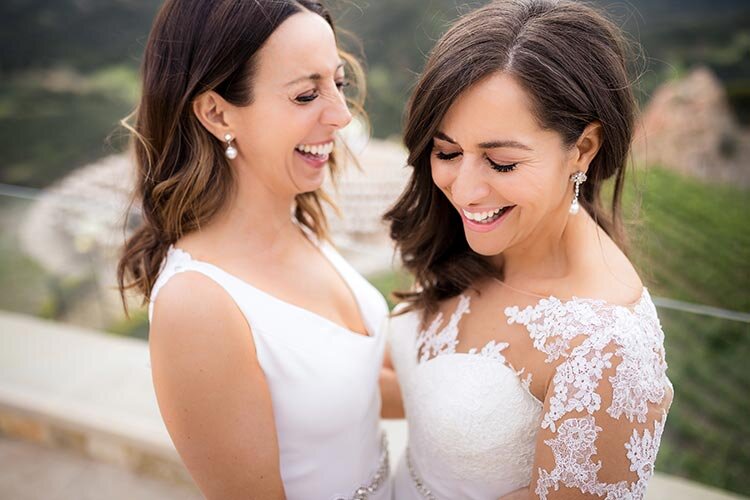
293 168 327 193
464 232 508 257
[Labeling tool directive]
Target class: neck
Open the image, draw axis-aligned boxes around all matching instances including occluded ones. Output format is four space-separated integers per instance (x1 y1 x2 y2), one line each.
494 208 594 285
200 165 302 256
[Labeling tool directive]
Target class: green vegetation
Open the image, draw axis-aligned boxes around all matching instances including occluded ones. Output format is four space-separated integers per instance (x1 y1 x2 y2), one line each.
624 168 749 495
109 308 150 341
367 269 413 310
0 200 56 315
1 0 749 188
625 168 750 311
0 66 137 187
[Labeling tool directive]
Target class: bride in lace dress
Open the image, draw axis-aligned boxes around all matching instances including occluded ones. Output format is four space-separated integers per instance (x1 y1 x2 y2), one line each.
381 1 673 498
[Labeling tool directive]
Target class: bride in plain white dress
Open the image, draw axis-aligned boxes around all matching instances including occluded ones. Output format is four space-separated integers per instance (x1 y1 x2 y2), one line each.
118 1 392 498
382 1 673 499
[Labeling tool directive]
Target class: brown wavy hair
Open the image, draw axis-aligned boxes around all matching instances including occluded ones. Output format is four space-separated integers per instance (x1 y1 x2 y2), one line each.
384 0 638 318
118 0 365 311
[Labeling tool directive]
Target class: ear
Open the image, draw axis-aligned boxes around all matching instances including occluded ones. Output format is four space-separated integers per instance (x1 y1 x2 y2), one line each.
192 91 233 141
570 121 603 175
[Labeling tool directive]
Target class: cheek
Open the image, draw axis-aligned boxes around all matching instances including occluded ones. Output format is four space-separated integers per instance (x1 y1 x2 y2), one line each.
505 168 564 208
241 102 317 150
430 161 456 192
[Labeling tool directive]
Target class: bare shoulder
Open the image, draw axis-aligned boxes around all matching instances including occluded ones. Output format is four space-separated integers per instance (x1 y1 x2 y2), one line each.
148 270 284 497
150 270 255 360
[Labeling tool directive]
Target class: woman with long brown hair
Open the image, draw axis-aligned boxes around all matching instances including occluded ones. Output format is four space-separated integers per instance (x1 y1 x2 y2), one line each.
384 1 673 498
117 1 391 498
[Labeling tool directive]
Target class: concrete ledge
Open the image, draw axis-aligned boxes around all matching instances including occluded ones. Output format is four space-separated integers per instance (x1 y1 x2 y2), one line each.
0 311 194 487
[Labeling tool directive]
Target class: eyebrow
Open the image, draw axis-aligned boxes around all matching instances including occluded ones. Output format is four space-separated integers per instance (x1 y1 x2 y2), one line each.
285 62 346 87
434 131 533 151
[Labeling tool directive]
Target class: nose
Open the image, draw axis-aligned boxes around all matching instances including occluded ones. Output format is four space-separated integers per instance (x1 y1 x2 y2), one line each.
448 158 491 207
321 87 353 129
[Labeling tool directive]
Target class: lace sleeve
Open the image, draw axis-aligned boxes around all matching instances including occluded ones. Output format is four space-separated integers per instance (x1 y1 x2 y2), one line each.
505 293 673 499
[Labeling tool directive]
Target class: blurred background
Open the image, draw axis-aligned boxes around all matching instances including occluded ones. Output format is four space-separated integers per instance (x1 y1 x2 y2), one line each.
0 0 748 498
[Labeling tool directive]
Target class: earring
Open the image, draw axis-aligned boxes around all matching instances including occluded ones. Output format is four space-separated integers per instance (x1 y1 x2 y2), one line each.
569 171 587 215
224 133 238 160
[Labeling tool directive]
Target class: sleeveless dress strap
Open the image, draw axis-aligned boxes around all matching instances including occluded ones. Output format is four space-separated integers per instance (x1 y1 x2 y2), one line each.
148 246 246 325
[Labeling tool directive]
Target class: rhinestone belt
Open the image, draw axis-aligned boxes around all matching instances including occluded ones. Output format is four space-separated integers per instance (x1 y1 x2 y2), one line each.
406 447 437 500
334 433 390 500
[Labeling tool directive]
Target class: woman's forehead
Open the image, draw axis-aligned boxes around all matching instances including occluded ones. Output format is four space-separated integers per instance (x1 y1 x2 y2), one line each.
255 11 340 84
439 73 541 146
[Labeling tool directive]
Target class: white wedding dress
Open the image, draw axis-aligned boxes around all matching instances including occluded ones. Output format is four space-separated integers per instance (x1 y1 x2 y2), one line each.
389 289 672 499
147 232 392 500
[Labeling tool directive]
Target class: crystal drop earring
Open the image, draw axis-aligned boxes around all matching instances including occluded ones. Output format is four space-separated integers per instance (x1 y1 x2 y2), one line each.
569 171 587 215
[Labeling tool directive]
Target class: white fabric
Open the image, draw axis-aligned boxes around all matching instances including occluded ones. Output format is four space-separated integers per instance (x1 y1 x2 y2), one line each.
389 289 672 500
148 238 391 500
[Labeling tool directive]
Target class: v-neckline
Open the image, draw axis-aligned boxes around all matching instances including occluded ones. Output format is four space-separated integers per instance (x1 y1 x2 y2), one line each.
168 238 375 339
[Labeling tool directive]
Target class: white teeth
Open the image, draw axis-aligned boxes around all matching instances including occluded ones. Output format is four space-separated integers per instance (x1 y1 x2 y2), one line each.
296 141 334 156
462 207 506 223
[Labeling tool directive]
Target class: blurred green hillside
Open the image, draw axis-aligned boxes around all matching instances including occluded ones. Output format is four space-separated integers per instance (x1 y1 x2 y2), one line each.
1 0 749 185
621 167 750 495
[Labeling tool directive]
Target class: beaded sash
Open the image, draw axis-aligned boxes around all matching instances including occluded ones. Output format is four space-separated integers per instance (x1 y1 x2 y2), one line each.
334 433 390 500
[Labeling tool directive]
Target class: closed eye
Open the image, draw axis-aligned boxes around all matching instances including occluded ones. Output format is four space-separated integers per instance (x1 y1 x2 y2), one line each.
295 91 318 103
487 157 517 173
435 151 461 160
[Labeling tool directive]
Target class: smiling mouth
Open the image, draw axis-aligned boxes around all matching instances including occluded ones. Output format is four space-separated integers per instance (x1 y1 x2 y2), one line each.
462 206 514 224
295 141 334 160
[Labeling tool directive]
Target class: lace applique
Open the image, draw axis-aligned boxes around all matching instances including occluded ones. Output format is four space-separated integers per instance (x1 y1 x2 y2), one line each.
520 372 533 392
415 295 513 365
536 416 603 498
415 295 471 363
506 291 671 499
536 414 667 500
505 291 669 427
467 339 510 362
625 414 667 493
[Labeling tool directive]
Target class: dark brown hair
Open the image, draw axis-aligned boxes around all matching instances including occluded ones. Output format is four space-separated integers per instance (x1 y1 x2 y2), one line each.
384 0 637 317
118 0 364 310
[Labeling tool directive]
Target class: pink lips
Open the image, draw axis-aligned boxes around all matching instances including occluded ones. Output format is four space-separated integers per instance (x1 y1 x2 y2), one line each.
460 206 516 233
295 149 330 169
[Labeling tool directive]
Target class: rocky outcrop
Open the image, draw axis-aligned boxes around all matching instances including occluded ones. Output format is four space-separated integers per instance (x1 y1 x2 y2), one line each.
632 67 750 186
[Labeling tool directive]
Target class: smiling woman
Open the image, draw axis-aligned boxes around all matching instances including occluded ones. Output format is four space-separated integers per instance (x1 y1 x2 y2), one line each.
384 1 672 499
116 1 391 500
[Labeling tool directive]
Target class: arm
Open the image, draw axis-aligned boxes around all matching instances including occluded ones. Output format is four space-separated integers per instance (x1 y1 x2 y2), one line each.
380 347 405 419
528 339 672 499
149 272 285 500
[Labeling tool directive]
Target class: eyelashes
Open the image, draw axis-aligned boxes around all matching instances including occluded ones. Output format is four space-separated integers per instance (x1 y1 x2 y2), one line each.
295 80 350 104
487 158 518 173
434 151 517 173
435 151 461 161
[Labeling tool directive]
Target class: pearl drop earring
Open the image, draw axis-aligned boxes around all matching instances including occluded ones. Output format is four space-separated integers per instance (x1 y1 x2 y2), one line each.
569 171 587 215
224 133 238 160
